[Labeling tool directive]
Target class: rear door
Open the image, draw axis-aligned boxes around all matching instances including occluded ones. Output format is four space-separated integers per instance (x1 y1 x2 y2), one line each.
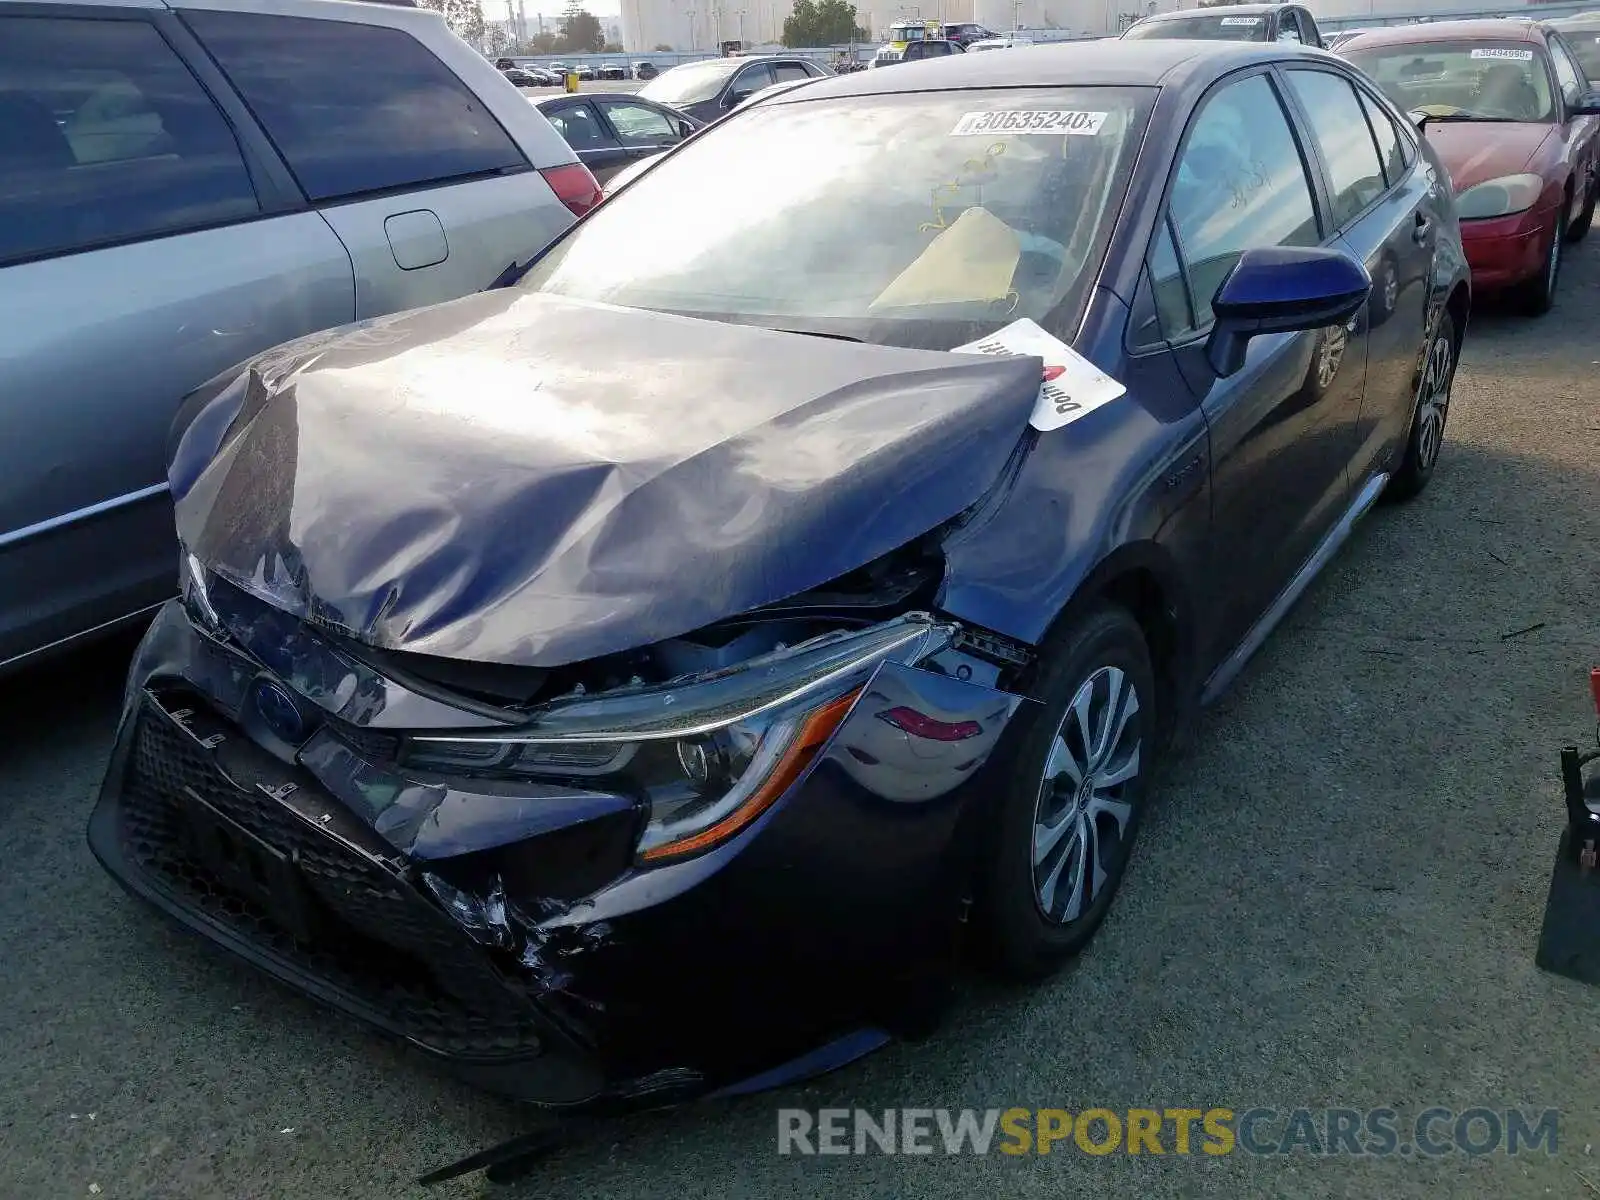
543 99 634 183
181 8 575 315
0 7 352 665
1280 66 1432 487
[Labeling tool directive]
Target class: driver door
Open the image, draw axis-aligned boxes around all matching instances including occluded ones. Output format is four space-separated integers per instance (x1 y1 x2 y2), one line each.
1160 71 1364 671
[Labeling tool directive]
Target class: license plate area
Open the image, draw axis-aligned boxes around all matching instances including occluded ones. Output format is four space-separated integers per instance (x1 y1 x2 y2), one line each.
178 784 319 944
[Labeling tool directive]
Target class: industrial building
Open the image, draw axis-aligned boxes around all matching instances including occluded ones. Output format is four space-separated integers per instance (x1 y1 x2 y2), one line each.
619 0 1528 53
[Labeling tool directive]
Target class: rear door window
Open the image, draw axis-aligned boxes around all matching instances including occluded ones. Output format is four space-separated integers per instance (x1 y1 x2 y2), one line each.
772 61 813 82
182 10 527 203
1283 69 1388 227
0 14 259 264
733 62 775 95
545 102 619 151
595 100 676 146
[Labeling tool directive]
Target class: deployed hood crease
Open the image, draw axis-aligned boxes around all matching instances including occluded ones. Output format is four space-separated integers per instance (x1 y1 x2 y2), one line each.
175 292 1044 668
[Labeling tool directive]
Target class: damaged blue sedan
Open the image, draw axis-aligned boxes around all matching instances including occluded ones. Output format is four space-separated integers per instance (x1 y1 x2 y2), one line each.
90 39 1469 1108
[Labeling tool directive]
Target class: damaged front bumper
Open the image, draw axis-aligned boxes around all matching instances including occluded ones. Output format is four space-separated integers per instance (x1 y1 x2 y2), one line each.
89 598 1030 1105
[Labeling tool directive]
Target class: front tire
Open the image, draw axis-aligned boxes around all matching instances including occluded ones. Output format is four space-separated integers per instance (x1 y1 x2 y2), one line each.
1518 207 1566 316
1386 310 1456 503
977 604 1155 981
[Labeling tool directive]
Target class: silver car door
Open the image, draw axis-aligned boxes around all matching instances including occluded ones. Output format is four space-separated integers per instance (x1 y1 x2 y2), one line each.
0 10 352 668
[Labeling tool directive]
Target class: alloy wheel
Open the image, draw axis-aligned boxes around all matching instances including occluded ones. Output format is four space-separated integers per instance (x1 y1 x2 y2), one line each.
1031 666 1143 924
1545 216 1563 300
1415 329 1453 471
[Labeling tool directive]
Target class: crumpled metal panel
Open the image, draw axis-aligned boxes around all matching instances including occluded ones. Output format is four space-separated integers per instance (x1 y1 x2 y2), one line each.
172 291 1042 668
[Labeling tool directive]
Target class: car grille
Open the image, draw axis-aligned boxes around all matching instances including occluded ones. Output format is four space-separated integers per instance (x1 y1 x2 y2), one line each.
117 697 547 1059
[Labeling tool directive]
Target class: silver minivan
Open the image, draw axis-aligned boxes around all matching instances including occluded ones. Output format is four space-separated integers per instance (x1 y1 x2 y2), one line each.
0 0 598 673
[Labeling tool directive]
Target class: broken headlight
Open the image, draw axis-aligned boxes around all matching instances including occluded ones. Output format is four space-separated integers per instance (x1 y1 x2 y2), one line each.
405 614 955 864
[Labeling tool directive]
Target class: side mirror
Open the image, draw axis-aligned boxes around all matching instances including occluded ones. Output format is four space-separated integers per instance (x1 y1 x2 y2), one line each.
726 88 752 107
1205 246 1371 378
679 119 695 138
1572 91 1600 116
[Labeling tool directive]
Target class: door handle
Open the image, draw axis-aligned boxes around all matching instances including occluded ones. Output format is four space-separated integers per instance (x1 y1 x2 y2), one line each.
1413 213 1433 244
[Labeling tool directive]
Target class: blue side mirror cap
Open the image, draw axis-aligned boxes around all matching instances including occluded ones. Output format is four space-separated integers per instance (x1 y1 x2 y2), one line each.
1207 246 1371 377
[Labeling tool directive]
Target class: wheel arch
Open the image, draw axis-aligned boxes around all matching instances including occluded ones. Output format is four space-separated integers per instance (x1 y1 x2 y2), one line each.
1022 540 1199 749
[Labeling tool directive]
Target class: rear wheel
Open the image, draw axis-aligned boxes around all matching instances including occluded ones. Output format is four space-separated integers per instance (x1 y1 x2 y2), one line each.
977 604 1155 981
1518 207 1566 316
1386 310 1456 503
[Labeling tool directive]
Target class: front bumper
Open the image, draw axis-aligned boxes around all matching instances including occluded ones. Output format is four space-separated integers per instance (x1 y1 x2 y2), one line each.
89 601 1027 1104
1460 206 1554 292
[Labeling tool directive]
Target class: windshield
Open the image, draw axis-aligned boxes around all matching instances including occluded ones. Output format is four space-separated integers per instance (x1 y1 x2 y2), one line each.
888 23 930 41
1123 14 1271 41
1344 40 1555 122
520 88 1152 350
639 58 742 106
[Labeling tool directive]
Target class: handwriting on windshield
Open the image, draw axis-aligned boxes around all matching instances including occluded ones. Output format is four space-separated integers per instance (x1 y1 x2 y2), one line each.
921 142 1007 233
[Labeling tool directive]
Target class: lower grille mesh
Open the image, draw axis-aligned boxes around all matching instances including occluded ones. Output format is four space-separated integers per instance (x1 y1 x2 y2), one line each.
117 699 547 1058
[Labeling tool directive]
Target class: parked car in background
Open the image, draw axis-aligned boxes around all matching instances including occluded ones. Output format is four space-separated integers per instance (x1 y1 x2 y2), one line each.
1123 3 1326 47
599 63 628 80
943 20 1001 47
0 0 597 675
872 37 966 66
731 76 817 110
968 36 1036 51
500 65 542 86
638 54 830 123
632 60 660 79
97 39 1468 1111
1548 13 1600 79
874 17 941 65
575 63 596 81
1340 20 1600 313
534 92 703 182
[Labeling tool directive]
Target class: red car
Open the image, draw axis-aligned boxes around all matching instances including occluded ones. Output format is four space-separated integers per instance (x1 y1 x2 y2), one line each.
1342 19 1600 313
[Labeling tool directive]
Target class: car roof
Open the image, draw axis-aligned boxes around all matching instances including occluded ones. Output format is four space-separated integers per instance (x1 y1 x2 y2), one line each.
535 91 652 105
776 38 1335 99
1339 18 1544 50
1137 3 1291 21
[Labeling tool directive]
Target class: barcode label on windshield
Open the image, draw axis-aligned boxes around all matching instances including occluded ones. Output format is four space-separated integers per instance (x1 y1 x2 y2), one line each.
1470 47 1534 60
1219 16 1263 25
950 109 1108 136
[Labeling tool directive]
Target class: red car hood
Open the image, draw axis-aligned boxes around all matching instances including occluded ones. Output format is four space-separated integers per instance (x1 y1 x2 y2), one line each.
1423 121 1555 192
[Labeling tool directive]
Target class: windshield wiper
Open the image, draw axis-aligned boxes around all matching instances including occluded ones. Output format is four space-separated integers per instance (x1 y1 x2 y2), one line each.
770 327 865 343
1414 111 1520 126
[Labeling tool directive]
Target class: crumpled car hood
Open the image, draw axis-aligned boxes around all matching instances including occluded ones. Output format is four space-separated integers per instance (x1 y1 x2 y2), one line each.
173 291 1043 668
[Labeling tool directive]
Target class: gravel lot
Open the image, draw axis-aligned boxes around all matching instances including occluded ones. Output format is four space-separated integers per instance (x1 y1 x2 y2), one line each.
2 242 1598 1199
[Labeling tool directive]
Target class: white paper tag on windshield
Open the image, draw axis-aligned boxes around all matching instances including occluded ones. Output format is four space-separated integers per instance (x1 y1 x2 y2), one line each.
1470 47 1534 60
1220 16 1263 25
951 318 1126 432
950 110 1108 136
